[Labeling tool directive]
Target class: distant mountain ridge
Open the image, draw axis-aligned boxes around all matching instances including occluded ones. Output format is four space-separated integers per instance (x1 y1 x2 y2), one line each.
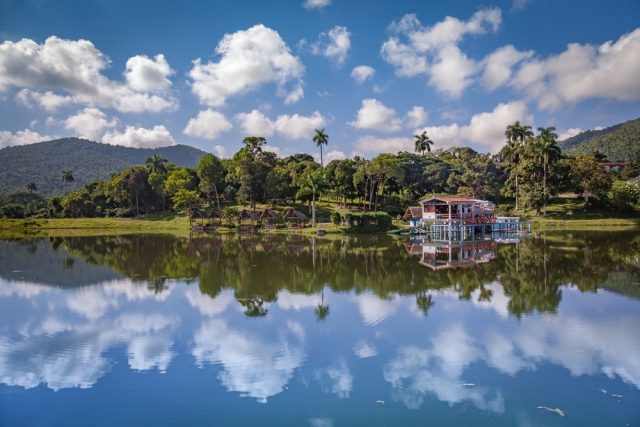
0 138 208 196
559 118 640 162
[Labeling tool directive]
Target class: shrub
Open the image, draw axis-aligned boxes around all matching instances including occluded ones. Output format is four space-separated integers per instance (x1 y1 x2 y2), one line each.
330 212 342 225
0 203 25 218
342 211 392 232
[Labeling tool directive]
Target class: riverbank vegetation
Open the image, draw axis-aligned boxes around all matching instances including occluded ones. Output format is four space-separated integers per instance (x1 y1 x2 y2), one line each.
1 123 638 228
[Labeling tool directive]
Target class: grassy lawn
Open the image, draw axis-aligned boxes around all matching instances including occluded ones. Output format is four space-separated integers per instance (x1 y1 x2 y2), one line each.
521 198 640 229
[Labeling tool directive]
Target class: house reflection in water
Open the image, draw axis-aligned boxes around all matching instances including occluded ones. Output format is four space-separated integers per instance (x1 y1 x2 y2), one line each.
404 239 497 270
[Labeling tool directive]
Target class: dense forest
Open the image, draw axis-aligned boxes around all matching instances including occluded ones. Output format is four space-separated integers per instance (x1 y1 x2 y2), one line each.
0 138 207 196
559 117 640 162
0 123 639 222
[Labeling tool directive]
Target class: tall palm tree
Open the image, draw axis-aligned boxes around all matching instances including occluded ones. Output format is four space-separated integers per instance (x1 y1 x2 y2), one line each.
145 154 168 175
536 127 561 216
314 291 330 321
27 182 37 193
504 121 533 211
312 128 329 168
61 169 74 193
413 131 434 155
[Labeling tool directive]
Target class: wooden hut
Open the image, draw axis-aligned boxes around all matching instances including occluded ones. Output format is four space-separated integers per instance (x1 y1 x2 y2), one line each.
283 208 308 228
260 208 280 228
238 209 259 231
189 209 223 231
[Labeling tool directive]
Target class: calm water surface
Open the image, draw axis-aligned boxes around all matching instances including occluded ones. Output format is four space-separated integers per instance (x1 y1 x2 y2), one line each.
0 232 639 426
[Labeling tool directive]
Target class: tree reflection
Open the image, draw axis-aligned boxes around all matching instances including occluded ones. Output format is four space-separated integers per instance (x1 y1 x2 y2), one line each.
7 230 637 319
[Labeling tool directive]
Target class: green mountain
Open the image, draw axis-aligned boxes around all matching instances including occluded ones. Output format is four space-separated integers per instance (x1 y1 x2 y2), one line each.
0 137 208 196
559 118 640 162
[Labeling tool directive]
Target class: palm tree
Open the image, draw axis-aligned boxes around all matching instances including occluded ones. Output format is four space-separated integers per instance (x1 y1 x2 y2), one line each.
312 128 329 168
504 121 533 211
536 127 561 216
314 291 330 321
61 169 74 193
413 131 434 155
27 182 37 193
146 154 168 175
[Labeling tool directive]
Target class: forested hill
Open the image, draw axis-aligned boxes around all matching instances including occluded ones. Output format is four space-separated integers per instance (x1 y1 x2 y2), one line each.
0 138 207 196
559 118 640 162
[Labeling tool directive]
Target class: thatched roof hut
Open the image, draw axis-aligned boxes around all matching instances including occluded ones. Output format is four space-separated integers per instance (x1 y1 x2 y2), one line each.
189 209 223 229
260 208 280 224
283 208 307 228
239 209 259 221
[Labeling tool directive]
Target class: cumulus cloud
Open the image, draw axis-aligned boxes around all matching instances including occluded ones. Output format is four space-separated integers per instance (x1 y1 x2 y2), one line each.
183 109 232 140
349 98 402 132
102 125 175 148
305 26 351 66
0 36 176 113
405 106 428 127
355 135 413 155
189 25 304 107
353 341 378 358
303 0 331 9
16 89 73 112
559 127 583 140
323 150 347 162
351 65 375 84
124 54 174 93
481 45 534 90
511 28 640 110
381 8 501 97
63 107 116 141
350 99 427 132
235 109 325 139
0 129 51 148
416 100 532 153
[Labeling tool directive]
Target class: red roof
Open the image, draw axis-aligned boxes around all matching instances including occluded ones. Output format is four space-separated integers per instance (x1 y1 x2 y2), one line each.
419 196 484 203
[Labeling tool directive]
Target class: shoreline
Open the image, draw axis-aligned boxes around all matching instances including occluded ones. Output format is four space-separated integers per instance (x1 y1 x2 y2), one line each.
0 216 639 238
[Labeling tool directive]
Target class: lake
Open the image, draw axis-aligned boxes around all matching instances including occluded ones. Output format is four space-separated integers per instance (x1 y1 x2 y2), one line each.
0 231 639 426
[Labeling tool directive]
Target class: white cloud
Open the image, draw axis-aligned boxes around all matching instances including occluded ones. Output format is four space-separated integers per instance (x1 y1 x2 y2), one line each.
481 45 534 90
214 145 226 158
235 109 325 139
102 125 175 148
405 106 428 127
124 54 174 93
512 0 530 11
352 293 402 326
417 100 532 153
304 0 331 9
0 129 51 148
511 28 640 110
559 127 582 141
16 89 73 112
189 25 304 107
316 360 353 398
381 8 501 97
353 341 378 358
63 107 116 141
349 98 402 132
351 65 375 84
0 36 177 113
192 319 305 403
183 109 232 140
306 26 351 66
323 150 347 162
355 135 413 155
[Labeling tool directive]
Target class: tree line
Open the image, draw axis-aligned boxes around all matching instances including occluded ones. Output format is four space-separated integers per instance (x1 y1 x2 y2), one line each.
1 123 639 220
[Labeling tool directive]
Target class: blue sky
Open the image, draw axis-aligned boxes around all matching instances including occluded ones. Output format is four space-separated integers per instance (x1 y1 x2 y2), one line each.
1 0 639 159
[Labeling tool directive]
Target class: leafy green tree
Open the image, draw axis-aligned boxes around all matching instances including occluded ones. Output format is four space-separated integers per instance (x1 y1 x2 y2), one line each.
312 128 329 168
164 167 199 210
196 154 225 210
299 168 326 227
413 130 434 155
569 154 612 206
172 189 200 212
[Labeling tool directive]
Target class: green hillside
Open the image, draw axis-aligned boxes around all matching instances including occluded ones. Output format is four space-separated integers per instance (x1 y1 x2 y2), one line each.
0 138 207 196
559 118 640 162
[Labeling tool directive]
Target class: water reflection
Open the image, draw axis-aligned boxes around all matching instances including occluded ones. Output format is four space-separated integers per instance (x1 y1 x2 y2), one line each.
0 232 638 426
